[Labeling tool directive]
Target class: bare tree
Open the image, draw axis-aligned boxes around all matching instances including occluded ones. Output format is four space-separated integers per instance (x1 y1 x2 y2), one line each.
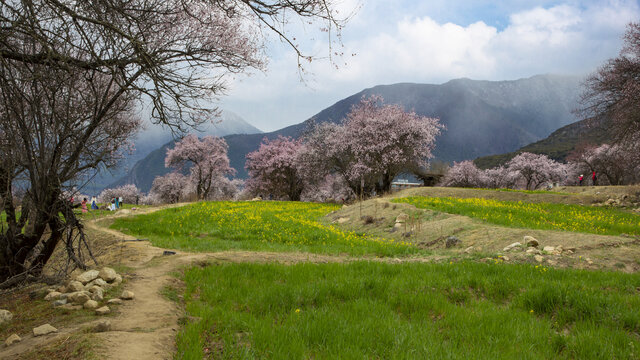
0 0 348 286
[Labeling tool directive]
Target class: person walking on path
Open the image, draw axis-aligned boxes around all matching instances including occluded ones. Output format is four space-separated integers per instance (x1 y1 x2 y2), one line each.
579 174 584 186
592 171 597 186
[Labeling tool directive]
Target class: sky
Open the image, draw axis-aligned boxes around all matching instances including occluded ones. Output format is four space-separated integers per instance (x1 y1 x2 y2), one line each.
214 0 640 132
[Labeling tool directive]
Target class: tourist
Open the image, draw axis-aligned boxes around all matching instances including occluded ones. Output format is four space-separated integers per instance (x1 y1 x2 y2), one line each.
81 198 88 213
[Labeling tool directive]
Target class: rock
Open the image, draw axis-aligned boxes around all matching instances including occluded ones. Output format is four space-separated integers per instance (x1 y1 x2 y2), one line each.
524 236 539 247
534 255 544 263
33 324 58 336
503 242 522 252
83 300 99 310
44 291 62 301
91 290 104 302
501 256 510 261
464 246 474 253
112 274 123 285
395 214 409 223
70 291 92 305
107 298 123 305
99 267 118 283
56 285 68 293
251 197 261 201
547 259 558 266
95 306 110 315
445 236 460 248
542 246 555 253
565 250 574 255
67 280 85 292
526 248 541 255
5 334 21 347
0 310 13 325
87 278 108 288
59 304 83 311
52 299 68 307
76 269 100 284
336 217 349 224
94 320 111 333
120 290 135 300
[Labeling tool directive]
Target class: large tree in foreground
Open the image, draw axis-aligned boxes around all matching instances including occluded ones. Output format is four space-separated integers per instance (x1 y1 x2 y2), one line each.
579 22 640 142
0 0 348 286
165 134 234 200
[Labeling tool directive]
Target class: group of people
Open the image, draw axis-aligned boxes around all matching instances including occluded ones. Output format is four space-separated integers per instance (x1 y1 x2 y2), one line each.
76 196 123 213
578 171 598 186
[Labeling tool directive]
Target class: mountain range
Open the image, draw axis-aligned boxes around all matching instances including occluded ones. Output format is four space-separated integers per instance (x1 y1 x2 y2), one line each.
107 74 586 193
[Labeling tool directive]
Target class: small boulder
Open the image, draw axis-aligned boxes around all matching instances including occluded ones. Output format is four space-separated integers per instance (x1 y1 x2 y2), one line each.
59 304 83 311
5 334 21 347
501 256 510 261
52 299 67 307
526 248 541 255
542 246 555 253
547 259 558 266
91 291 104 302
107 298 123 305
0 310 13 325
445 236 460 248
86 278 108 288
67 280 84 292
99 267 118 283
120 290 135 300
72 291 92 305
44 291 62 301
94 320 111 333
33 324 57 336
56 285 68 293
464 246 474 253
83 300 99 310
524 236 539 247
76 269 100 284
95 306 111 315
503 242 522 252
534 255 544 263
112 274 123 285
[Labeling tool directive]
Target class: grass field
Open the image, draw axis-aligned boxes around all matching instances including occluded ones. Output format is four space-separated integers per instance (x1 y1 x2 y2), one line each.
393 196 640 236
174 261 640 359
111 201 421 256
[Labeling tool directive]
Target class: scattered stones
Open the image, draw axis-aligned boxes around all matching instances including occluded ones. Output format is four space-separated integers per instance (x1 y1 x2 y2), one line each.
112 274 123 285
70 291 91 305
94 320 111 333
547 259 558 266
0 310 13 325
542 246 555 253
91 290 104 302
503 242 522 252
56 285 68 293
76 269 100 284
464 246 474 253
86 278 108 288
107 298 123 305
67 280 84 292
52 299 68 307
501 256 510 262
5 334 21 347
83 300 99 310
526 248 541 255
44 291 62 301
120 290 135 300
95 306 110 315
59 304 83 311
445 236 460 248
524 236 539 247
99 267 118 282
33 324 58 337
534 255 544 263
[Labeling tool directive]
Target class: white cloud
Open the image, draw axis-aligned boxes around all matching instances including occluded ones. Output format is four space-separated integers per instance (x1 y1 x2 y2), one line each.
218 0 640 131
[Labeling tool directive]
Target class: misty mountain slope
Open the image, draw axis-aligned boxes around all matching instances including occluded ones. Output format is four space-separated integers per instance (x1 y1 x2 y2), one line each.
473 118 611 169
111 74 583 192
87 110 261 193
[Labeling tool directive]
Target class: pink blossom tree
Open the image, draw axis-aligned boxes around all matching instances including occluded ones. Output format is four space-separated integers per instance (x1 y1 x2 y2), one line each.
150 172 189 204
98 185 142 204
439 161 488 188
299 96 443 195
506 152 567 190
165 134 234 200
245 136 305 200
568 143 640 185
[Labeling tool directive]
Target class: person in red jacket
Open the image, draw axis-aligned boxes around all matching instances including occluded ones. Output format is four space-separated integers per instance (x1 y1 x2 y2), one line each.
579 174 584 186
592 171 597 186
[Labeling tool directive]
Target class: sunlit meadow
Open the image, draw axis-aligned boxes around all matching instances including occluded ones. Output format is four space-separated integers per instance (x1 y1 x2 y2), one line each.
111 201 421 256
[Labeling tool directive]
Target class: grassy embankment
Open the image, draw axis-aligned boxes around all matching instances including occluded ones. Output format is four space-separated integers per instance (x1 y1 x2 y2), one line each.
111 201 420 257
175 261 640 359
393 196 640 236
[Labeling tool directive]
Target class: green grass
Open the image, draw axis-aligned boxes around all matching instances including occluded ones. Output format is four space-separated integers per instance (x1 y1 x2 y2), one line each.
478 188 573 195
393 196 640 236
175 261 640 359
110 201 421 257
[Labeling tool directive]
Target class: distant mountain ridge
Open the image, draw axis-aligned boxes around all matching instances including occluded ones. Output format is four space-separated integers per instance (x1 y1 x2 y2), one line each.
110 74 584 192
